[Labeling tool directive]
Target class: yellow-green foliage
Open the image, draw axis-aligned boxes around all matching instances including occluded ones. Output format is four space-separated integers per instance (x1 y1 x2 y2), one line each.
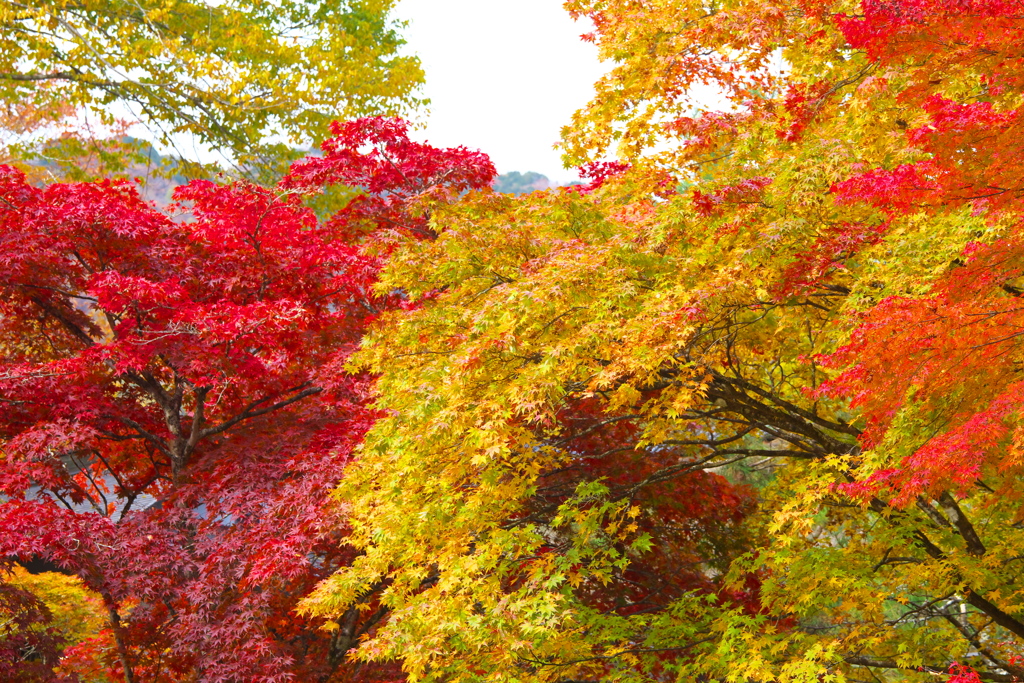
301 1 1024 681
0 0 424 177
8 567 106 647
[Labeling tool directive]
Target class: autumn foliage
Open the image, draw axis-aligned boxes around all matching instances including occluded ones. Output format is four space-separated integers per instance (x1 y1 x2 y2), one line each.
0 117 493 681
302 0 1024 681
0 0 425 179
8 0 1024 682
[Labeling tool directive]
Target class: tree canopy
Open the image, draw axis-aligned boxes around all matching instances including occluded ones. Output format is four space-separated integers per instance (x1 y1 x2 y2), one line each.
6 0 1024 681
0 0 424 177
299 1 1024 682
0 118 494 681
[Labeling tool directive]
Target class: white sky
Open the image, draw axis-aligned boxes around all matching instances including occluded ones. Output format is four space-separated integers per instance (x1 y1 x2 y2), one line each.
394 0 607 183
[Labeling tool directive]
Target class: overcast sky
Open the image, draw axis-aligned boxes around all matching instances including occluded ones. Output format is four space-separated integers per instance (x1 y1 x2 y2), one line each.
394 0 607 183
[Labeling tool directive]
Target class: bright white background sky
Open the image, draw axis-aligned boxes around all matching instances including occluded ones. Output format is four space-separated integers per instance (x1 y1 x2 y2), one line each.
394 0 607 183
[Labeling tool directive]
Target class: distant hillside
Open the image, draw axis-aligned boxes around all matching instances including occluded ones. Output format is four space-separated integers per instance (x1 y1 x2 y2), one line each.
493 171 585 195
492 171 551 195
29 136 188 205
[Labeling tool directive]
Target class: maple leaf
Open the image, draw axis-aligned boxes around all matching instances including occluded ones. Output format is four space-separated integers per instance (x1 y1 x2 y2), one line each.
0 117 493 681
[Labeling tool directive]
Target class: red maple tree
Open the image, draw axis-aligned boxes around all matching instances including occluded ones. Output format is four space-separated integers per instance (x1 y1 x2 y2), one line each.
0 117 495 682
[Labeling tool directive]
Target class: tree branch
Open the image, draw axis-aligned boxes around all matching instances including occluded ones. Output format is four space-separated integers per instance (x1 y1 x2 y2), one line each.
199 385 322 439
